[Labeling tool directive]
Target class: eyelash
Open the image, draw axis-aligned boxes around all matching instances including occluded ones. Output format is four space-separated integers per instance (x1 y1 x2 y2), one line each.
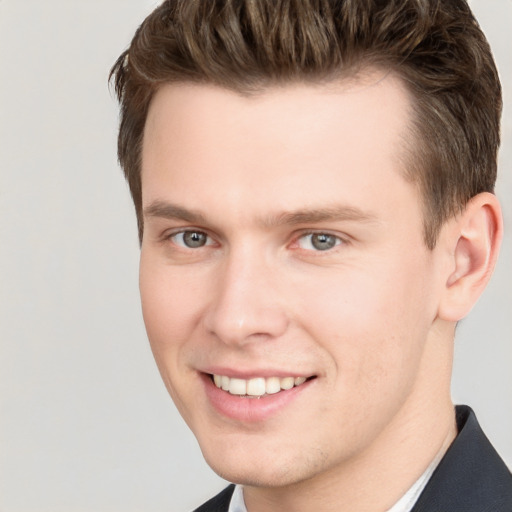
166 229 215 249
164 229 347 254
294 231 345 252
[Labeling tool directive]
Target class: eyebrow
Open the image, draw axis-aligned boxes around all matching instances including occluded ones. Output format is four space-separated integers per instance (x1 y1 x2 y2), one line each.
144 201 208 224
264 206 378 226
143 200 378 227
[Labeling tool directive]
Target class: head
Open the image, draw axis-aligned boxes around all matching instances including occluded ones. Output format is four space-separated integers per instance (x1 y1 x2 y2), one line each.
111 0 501 249
110 0 503 501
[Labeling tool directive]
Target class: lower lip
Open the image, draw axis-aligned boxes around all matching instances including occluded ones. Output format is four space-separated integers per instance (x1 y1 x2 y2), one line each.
201 374 312 423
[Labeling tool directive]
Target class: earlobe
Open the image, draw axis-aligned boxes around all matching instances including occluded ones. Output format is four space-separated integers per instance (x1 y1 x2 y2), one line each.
438 192 503 322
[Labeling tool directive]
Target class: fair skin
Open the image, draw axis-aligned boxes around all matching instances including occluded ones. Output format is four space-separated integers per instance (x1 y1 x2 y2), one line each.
139 73 502 512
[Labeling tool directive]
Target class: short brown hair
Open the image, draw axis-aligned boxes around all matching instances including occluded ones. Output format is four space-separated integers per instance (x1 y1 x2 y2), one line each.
110 0 502 248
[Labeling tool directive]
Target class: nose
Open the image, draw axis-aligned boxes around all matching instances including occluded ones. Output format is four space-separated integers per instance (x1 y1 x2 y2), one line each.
203 248 289 347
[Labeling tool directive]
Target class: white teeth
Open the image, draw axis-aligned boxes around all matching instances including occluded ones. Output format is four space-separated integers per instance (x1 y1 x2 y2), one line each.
280 377 295 390
247 378 266 396
229 378 247 395
212 374 309 396
265 376 281 395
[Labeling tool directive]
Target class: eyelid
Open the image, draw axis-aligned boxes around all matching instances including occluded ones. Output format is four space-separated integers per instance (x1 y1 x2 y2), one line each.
164 228 217 248
291 230 348 251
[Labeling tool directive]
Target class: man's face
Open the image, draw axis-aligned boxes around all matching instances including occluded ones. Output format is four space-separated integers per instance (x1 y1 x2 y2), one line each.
139 75 451 487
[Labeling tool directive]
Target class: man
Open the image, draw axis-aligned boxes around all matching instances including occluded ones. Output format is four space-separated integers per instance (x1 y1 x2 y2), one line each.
110 1 512 510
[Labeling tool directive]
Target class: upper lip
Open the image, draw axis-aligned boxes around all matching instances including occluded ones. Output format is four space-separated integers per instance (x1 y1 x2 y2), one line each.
200 367 315 379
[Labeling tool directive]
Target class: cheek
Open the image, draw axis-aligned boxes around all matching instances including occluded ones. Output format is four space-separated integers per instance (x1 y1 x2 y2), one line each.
138 265 206 403
139 260 208 420
293 259 432 385
139 257 205 347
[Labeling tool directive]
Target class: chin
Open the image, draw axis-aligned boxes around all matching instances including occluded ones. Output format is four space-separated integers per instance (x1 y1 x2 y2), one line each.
199 435 331 489
202 447 275 486
206 459 299 488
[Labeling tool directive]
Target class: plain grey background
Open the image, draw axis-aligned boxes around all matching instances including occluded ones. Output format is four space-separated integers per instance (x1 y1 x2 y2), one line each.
0 1 510 511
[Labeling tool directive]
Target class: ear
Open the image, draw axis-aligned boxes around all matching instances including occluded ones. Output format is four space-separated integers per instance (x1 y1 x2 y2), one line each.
438 192 503 322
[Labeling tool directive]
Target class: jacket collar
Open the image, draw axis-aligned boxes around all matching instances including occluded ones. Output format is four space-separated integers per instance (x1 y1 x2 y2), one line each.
411 405 512 511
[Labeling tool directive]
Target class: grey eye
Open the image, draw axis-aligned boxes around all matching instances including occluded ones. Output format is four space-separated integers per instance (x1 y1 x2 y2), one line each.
311 233 338 250
298 233 341 251
174 231 210 248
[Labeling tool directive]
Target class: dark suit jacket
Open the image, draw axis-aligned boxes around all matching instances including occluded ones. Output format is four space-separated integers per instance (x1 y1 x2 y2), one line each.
193 406 512 511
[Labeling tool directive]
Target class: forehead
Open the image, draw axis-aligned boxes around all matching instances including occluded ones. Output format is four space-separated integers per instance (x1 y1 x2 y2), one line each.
144 71 412 152
141 72 417 224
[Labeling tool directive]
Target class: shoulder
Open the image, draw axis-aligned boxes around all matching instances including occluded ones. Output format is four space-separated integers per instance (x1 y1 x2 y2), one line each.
193 485 236 512
412 405 512 512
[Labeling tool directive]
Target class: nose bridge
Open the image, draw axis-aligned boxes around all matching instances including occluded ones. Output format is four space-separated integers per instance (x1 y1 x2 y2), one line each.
204 243 288 345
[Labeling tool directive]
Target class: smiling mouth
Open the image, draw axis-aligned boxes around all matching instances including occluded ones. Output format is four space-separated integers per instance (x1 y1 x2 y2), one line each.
210 374 315 398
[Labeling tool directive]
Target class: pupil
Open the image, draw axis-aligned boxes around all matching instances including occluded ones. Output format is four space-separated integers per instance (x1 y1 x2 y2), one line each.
184 231 206 248
312 233 336 250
